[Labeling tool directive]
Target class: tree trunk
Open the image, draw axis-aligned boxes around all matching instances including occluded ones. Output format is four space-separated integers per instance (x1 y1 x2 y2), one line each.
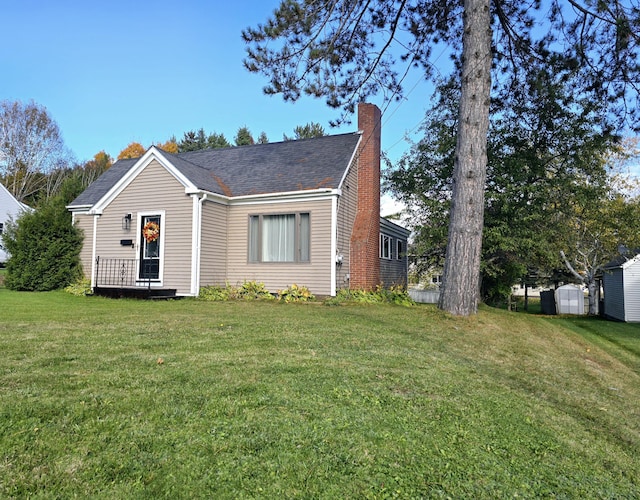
438 0 492 316
587 279 598 315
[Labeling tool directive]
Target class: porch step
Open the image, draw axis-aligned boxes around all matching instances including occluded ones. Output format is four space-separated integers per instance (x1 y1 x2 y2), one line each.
94 287 178 300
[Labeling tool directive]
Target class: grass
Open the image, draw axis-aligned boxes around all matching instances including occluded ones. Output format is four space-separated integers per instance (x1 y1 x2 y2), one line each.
0 289 638 498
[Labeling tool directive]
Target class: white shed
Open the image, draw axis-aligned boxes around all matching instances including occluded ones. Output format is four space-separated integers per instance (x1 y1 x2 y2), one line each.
603 254 640 322
555 284 586 315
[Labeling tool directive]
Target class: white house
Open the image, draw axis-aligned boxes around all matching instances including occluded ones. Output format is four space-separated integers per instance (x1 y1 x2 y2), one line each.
0 182 31 264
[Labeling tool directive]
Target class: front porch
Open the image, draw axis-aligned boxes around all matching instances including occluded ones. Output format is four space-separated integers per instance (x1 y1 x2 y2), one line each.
94 257 177 299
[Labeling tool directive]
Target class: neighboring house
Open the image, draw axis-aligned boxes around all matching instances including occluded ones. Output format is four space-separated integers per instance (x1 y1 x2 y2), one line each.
67 103 409 297
0 182 31 264
602 254 640 322
380 217 410 287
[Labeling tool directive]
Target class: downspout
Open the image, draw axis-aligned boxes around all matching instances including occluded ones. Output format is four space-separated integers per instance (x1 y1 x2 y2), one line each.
191 193 208 296
90 214 99 289
330 194 338 296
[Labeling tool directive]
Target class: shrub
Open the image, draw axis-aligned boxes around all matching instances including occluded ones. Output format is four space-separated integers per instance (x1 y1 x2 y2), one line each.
64 278 93 296
198 281 274 301
236 280 275 300
324 285 414 306
277 284 315 303
198 284 231 301
3 195 83 291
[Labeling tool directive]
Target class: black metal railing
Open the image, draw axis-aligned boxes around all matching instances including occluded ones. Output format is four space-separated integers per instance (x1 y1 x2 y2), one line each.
94 257 155 289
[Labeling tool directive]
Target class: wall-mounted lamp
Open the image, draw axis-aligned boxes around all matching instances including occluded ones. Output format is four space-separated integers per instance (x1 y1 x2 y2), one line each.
122 213 132 230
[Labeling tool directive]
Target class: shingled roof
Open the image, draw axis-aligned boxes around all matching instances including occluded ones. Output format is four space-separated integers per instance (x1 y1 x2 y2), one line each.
70 132 362 207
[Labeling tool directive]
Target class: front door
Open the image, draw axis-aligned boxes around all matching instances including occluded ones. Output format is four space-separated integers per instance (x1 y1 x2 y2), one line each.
140 215 161 280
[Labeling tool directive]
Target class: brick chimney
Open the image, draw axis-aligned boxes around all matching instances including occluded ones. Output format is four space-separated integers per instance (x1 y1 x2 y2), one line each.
350 103 381 290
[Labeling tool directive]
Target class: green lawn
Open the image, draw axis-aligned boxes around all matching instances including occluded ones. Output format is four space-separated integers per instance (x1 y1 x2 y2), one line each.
0 289 638 498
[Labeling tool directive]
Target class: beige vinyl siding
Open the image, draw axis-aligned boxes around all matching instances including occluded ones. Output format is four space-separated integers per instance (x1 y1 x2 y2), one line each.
95 159 194 294
74 214 94 278
336 161 358 291
226 198 333 295
200 200 228 286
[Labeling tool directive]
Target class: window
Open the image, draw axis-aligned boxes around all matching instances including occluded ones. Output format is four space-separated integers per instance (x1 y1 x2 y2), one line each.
249 213 310 263
0 222 3 235
380 234 392 260
397 240 404 260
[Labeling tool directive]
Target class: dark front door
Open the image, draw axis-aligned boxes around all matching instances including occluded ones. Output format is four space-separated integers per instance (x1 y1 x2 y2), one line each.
140 215 161 280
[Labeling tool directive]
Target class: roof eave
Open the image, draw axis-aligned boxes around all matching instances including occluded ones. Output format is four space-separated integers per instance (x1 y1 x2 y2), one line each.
229 188 340 205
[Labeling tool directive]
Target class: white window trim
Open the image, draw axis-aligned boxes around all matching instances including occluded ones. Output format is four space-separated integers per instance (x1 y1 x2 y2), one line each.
380 234 392 260
248 212 311 263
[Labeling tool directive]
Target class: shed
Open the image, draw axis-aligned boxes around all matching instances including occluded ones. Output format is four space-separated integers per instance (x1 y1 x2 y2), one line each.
602 254 640 322
555 284 585 315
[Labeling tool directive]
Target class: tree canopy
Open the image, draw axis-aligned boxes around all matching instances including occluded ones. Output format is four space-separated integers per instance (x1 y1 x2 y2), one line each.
178 129 232 152
234 126 255 146
0 100 72 204
284 122 326 140
243 0 640 315
388 73 640 308
117 142 146 160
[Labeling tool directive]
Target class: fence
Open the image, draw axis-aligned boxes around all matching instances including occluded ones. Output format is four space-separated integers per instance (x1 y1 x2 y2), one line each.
94 257 153 289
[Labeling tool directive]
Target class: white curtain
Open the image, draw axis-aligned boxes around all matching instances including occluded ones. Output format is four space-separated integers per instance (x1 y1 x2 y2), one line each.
262 214 295 262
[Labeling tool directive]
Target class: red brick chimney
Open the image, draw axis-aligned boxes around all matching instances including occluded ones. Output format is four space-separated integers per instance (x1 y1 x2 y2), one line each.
350 103 381 290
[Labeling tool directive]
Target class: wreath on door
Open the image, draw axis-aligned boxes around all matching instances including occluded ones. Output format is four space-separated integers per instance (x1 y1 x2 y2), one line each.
142 221 160 243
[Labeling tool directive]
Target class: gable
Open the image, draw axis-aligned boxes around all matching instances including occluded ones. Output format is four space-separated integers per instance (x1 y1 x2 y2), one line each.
76 148 198 214
0 182 30 222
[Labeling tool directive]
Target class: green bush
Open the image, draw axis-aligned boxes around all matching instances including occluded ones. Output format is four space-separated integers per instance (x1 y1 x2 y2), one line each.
198 281 274 301
324 285 415 306
277 284 315 303
236 280 274 300
63 278 93 296
3 196 83 291
198 284 232 301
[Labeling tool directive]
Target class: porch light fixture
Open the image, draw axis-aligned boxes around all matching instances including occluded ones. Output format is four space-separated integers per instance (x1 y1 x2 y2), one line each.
122 213 132 230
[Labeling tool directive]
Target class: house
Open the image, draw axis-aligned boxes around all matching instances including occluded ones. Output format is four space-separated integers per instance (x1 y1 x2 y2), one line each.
602 254 640 322
67 103 409 297
0 182 31 264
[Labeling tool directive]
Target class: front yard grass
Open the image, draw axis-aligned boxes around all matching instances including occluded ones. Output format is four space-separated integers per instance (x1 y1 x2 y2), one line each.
0 289 638 498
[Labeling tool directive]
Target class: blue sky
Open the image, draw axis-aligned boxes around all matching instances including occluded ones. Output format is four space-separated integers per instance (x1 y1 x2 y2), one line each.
1 0 433 172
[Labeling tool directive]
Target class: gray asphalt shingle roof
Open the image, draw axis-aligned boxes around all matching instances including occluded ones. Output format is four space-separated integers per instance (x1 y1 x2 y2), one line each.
70 132 361 207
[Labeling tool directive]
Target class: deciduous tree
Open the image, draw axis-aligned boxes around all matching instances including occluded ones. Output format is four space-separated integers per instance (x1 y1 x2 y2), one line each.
560 191 640 315
155 137 178 154
0 100 72 203
117 142 145 160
